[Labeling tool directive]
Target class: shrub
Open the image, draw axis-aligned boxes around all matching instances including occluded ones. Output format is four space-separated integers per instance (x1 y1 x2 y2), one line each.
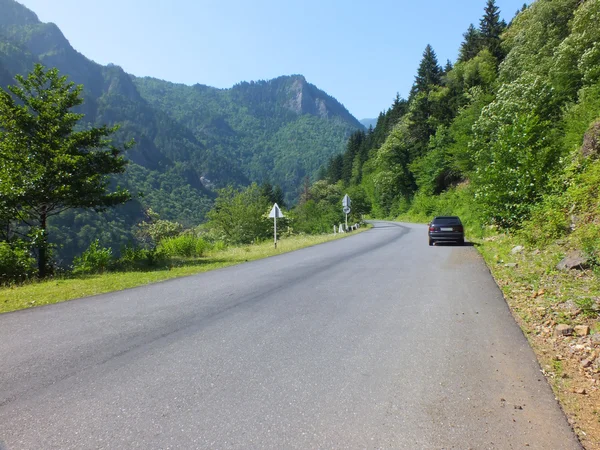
72 240 113 275
115 245 168 271
159 234 208 258
0 240 36 284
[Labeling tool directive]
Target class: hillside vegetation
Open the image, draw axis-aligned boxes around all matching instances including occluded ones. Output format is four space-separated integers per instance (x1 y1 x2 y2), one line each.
0 0 361 262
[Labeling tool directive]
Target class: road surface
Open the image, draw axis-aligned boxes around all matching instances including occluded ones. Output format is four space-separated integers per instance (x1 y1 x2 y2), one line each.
0 221 582 449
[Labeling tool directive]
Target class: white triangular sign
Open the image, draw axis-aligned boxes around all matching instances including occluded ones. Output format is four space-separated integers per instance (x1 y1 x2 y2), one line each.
269 203 283 219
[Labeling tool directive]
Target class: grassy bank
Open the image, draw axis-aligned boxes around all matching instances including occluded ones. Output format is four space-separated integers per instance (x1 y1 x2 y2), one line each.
0 229 368 315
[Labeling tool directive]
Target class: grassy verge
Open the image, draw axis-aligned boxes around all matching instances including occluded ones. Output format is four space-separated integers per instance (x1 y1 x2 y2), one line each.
0 228 369 314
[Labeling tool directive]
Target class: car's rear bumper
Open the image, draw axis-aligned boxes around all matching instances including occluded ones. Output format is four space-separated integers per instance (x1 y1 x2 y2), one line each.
429 232 464 242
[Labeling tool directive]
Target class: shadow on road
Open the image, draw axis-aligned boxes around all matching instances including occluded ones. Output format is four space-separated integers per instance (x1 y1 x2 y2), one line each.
432 241 477 247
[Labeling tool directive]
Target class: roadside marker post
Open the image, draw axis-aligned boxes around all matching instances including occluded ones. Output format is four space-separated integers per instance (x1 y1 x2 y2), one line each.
342 194 351 231
269 203 283 248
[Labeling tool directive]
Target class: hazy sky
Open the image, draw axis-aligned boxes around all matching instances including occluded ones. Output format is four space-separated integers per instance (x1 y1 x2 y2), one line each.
17 0 528 119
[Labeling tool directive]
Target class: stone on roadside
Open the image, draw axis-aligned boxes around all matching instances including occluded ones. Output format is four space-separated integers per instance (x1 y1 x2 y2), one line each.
556 250 590 271
554 324 573 337
511 245 524 254
581 359 592 368
504 262 518 268
574 325 590 336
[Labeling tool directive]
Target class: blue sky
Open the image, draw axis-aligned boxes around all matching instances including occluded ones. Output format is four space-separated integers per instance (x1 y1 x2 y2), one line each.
18 0 528 119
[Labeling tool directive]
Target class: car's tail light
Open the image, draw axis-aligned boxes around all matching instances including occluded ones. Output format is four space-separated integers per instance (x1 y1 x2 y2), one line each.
429 226 437 232
456 225 464 232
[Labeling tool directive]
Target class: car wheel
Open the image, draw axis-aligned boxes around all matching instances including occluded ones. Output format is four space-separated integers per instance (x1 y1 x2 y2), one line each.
428 238 433 246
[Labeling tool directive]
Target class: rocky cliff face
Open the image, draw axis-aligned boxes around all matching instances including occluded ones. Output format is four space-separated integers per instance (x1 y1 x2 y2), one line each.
283 75 361 127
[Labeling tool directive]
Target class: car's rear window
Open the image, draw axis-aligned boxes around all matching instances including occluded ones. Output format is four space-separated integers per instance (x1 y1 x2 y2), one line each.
432 217 462 225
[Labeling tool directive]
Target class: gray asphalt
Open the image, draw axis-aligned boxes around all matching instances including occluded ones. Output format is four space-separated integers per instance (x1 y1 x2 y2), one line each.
0 221 582 449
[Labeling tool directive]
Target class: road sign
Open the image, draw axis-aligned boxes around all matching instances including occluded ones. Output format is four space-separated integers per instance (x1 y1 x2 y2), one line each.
269 203 283 248
342 194 351 207
269 203 283 219
343 206 351 214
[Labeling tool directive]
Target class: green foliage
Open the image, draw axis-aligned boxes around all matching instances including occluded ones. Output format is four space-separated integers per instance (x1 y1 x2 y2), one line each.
114 245 168 271
0 64 131 276
519 195 569 246
207 184 272 245
551 0 600 100
159 234 208 258
500 0 578 82
135 209 184 248
72 240 113 275
479 0 505 61
471 74 562 227
369 122 415 216
459 24 482 62
575 297 599 319
0 240 36 284
292 180 345 233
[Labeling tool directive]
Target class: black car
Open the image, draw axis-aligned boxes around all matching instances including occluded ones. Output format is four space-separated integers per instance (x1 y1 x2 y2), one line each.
428 216 464 246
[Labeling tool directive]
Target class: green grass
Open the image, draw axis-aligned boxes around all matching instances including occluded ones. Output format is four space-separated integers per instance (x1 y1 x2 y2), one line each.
0 229 369 314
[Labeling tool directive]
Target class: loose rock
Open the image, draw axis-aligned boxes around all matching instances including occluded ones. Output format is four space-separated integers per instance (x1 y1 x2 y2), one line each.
556 251 590 271
554 324 573 337
574 325 590 337
511 245 524 254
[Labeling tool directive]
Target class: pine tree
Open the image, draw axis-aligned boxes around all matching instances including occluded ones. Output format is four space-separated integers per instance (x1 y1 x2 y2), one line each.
326 154 344 184
408 45 443 156
272 185 285 208
458 24 481 62
410 44 442 100
479 0 505 61
0 64 131 277
386 94 408 130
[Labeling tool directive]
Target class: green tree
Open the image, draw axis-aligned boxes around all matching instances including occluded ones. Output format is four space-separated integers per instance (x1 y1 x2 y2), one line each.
207 183 271 244
458 24 482 62
471 74 561 227
479 0 505 61
0 64 131 276
409 45 442 100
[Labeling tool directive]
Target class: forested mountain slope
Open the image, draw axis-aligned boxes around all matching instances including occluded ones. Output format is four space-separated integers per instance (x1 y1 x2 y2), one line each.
133 75 362 202
0 0 362 259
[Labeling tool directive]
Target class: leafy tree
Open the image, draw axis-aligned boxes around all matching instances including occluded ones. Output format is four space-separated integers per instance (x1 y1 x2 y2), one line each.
207 183 271 244
500 0 578 82
0 64 131 276
471 74 561 227
135 208 183 247
551 0 600 101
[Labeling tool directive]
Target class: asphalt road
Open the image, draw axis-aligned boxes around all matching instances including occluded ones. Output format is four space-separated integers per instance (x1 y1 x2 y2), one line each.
0 221 582 449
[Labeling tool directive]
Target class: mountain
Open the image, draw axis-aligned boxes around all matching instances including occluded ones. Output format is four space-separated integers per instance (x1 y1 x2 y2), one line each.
360 118 377 129
0 0 362 206
0 0 363 259
132 75 363 202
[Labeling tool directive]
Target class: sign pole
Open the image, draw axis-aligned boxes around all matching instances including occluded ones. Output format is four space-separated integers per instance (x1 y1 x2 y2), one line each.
345 212 348 230
269 203 283 249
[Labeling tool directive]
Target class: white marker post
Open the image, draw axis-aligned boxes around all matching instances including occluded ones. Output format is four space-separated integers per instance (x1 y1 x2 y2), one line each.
269 203 283 248
342 194 351 231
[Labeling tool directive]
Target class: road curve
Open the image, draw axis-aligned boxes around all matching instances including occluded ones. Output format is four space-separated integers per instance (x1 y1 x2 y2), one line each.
0 221 581 449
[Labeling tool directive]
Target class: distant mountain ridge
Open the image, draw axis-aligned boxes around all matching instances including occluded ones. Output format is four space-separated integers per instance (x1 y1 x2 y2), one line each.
360 118 377 129
0 0 363 212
